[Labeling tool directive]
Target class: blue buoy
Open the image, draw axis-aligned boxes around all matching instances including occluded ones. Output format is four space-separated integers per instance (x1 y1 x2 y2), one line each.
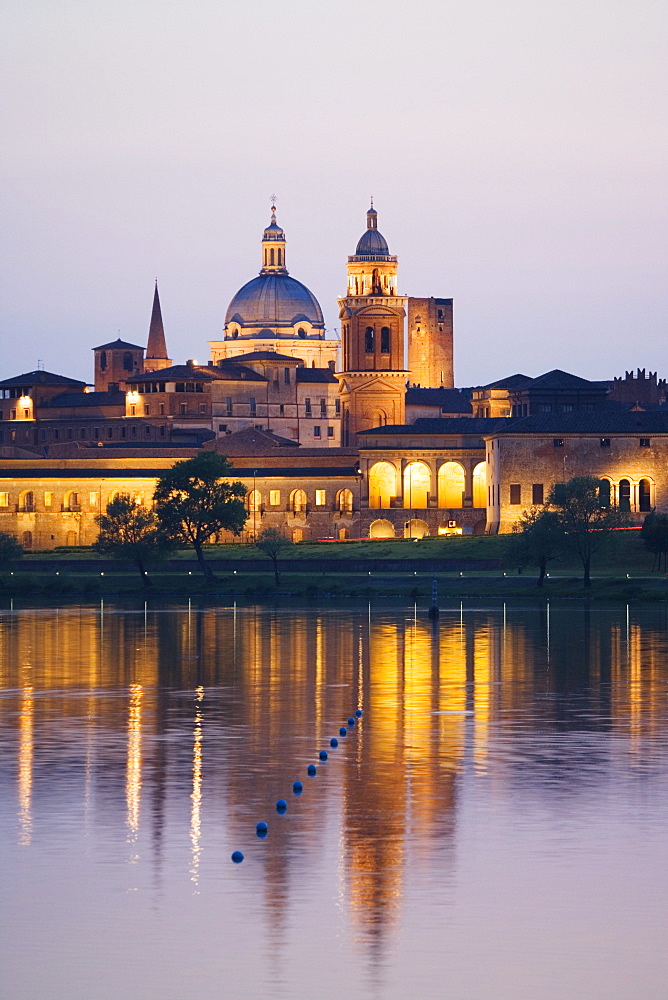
276 799 287 812
355 709 363 717
293 780 303 794
347 717 355 726
339 727 347 736
330 738 339 748
319 750 328 761
231 850 244 864
256 821 268 835
307 764 317 776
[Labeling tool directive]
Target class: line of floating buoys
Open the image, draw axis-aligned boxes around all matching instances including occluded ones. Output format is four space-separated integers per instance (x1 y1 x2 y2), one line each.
231 708 364 862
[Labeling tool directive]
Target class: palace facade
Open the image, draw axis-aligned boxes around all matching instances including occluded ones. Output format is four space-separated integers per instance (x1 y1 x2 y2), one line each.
0 204 666 549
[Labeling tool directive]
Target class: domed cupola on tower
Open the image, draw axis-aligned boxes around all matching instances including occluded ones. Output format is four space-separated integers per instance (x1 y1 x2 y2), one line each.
210 202 337 369
346 201 399 297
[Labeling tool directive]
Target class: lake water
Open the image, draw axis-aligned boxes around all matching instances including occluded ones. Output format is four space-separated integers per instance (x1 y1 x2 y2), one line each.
1 599 667 1000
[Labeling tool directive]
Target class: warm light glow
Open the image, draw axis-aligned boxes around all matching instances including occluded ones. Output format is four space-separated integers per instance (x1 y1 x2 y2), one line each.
126 683 143 848
18 679 34 846
190 686 204 888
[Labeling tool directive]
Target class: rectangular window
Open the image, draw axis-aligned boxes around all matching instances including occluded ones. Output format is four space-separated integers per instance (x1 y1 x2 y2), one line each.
226 397 233 415
89 492 98 507
315 490 326 506
249 397 256 416
270 490 281 506
44 491 52 507
180 403 187 415
538 404 552 412
131 425 137 437
144 404 150 416
107 427 113 439
380 328 390 353
532 483 544 505
600 438 610 448
93 427 99 439
120 427 126 439
159 425 166 437
553 438 564 448
218 424 227 432
313 426 321 437
144 425 151 437
130 405 136 416
335 399 341 415
509 484 522 505
199 403 206 413
560 404 573 412
0 492 8 507
320 398 326 416
284 368 290 384
279 404 285 416
640 438 650 447
327 426 334 437
305 398 312 415
67 428 73 440
159 402 165 415
10 409 16 420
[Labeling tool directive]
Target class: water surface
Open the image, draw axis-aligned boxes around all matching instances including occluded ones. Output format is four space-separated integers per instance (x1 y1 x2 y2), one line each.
1 600 666 999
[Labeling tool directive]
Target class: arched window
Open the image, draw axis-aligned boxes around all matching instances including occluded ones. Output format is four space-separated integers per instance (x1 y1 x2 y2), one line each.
365 327 374 353
270 248 275 266
403 462 431 508
100 351 107 371
337 489 353 514
277 248 282 265
248 489 261 512
438 462 466 508
639 478 651 512
369 461 397 508
290 489 307 513
123 352 134 372
380 327 390 353
21 491 34 512
298 328 307 339
619 479 631 512
66 492 80 511
599 480 611 508
404 519 429 539
472 462 486 508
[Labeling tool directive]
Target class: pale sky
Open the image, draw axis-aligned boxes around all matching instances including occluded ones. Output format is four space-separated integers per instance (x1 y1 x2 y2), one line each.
1 0 666 388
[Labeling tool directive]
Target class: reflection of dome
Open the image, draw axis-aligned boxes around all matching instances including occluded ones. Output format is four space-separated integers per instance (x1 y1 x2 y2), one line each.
225 273 325 331
355 228 389 256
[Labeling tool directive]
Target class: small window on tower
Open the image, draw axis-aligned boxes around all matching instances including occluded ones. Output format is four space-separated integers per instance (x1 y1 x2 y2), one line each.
365 328 374 353
381 327 390 353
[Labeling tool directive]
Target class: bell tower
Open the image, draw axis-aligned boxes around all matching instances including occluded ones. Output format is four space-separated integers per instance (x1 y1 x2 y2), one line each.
337 203 408 444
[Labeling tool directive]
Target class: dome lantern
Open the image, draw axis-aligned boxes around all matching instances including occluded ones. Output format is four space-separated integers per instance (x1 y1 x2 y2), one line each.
261 201 288 274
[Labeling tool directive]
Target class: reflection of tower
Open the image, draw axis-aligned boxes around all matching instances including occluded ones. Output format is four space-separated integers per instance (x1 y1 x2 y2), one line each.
337 204 409 443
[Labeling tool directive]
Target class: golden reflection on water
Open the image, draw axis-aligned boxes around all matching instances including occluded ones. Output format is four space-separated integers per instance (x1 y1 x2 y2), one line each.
190 685 204 889
2 602 668 941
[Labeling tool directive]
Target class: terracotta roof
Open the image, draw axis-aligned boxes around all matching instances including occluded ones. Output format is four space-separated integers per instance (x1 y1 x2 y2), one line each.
92 338 144 351
0 370 88 388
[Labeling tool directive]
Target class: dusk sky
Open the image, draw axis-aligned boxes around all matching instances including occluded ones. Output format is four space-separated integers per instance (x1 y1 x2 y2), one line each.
1 0 666 387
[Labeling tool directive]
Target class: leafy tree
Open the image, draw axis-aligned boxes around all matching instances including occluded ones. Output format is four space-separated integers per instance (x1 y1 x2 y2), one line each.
640 510 668 571
548 476 627 587
94 495 172 586
154 451 247 581
509 507 563 586
0 532 24 583
255 527 292 585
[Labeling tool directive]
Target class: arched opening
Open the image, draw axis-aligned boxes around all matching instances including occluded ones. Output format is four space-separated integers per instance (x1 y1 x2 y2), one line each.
403 462 431 508
22 531 33 549
270 248 275 266
100 351 107 371
438 462 466 508
639 478 652 512
619 479 631 512
123 352 134 372
404 519 429 539
66 491 80 511
277 248 282 265
372 410 387 428
599 479 611 508
472 462 486 508
338 527 348 539
290 489 307 513
369 461 397 508
298 327 307 339
248 489 261 512
336 489 353 514
369 518 395 539
20 491 34 512
381 327 390 353
364 327 374 353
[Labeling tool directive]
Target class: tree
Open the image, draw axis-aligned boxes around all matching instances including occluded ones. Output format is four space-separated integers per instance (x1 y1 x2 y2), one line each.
509 507 563 586
255 527 292 585
154 451 247 581
0 532 23 583
548 476 627 587
94 495 172 586
640 510 668 571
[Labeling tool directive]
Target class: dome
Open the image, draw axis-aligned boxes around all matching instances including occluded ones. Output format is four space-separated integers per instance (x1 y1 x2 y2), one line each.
225 272 325 331
355 228 390 256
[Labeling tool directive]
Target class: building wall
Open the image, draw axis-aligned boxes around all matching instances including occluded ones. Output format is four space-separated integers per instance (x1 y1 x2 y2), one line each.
407 297 454 389
486 431 668 533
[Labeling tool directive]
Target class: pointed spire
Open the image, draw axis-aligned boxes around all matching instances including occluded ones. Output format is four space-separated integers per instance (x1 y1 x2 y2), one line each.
146 281 168 360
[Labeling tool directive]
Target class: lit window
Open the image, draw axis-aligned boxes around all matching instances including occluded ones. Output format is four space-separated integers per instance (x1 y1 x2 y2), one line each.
315 490 326 506
89 492 98 507
0 492 8 507
44 492 52 507
270 490 281 506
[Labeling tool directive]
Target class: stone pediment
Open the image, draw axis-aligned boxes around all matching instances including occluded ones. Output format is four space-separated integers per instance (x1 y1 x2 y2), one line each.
346 374 406 395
